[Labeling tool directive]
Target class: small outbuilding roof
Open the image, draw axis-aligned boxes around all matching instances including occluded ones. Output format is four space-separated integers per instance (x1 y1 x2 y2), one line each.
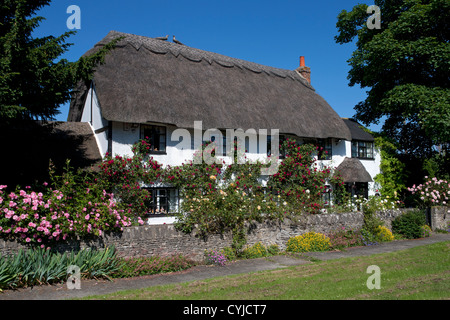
335 157 373 183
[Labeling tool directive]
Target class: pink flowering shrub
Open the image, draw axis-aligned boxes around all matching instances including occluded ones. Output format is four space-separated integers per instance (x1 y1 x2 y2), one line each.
0 162 135 247
407 176 450 207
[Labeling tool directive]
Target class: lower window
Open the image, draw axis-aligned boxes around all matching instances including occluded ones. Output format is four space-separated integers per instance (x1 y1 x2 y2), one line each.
145 188 179 216
345 182 369 199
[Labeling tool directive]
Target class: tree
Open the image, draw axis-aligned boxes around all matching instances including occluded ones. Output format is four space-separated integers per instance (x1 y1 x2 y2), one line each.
335 0 449 179
0 0 120 122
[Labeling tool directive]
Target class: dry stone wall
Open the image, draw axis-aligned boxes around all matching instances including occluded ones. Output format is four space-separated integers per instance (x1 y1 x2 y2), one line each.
1 207 448 261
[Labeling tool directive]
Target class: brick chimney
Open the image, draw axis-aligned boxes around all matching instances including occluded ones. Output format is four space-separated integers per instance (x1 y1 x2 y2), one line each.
296 56 311 84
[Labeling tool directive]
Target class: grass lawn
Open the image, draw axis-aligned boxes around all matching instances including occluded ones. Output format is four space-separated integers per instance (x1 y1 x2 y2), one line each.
83 241 450 300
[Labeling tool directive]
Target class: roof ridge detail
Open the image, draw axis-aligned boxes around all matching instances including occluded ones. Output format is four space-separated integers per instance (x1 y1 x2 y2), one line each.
97 31 314 90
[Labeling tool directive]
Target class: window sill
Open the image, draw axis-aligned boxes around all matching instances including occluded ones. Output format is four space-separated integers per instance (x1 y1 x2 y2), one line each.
352 157 375 160
147 151 167 155
147 213 176 218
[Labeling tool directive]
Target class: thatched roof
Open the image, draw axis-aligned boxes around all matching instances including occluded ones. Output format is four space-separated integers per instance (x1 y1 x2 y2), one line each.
342 118 374 142
69 31 352 140
335 157 373 183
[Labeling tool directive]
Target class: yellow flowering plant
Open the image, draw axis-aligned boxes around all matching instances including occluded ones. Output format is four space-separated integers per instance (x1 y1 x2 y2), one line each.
286 231 331 253
375 225 394 242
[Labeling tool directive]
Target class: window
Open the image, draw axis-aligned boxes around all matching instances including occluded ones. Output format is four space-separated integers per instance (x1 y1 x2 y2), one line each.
345 182 369 199
140 124 166 154
322 185 332 206
208 134 227 156
351 141 374 159
268 134 286 159
146 188 179 215
318 138 333 160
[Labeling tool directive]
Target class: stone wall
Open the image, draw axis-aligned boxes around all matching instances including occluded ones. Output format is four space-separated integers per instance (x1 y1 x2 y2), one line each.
1 207 448 261
428 206 450 231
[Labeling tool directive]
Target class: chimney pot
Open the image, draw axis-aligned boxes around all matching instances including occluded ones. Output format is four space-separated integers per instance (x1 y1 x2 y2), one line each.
300 56 305 67
296 56 311 84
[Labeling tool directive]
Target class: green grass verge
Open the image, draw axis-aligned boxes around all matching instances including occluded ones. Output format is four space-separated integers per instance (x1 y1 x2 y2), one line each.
82 241 450 300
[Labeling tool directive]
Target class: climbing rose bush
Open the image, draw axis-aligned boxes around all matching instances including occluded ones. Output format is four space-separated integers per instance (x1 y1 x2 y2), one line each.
267 139 346 214
97 138 164 218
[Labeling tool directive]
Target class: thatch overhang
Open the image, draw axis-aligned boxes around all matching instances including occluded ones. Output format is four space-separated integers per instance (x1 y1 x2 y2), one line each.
335 157 373 183
69 31 352 141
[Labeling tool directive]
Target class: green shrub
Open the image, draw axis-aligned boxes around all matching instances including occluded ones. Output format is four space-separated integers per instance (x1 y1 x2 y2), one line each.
221 247 237 262
420 225 432 238
113 255 194 278
239 242 281 259
360 228 380 246
328 228 364 250
241 242 268 259
267 244 280 256
392 210 428 239
286 232 331 253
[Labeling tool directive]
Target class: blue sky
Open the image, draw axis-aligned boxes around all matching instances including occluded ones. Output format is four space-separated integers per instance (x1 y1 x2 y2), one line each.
34 0 377 130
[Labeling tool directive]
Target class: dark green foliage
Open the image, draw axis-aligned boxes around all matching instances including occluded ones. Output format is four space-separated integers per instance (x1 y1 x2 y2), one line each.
0 0 121 122
335 0 450 181
392 209 427 239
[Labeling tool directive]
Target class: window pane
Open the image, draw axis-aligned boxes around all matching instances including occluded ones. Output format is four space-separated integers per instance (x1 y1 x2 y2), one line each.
352 142 358 158
367 142 373 158
358 143 365 158
223 135 227 156
318 138 332 160
168 189 178 213
159 134 166 151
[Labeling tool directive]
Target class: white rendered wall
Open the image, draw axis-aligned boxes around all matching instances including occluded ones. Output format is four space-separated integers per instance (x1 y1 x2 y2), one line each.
80 86 109 156
110 126 380 191
111 124 197 168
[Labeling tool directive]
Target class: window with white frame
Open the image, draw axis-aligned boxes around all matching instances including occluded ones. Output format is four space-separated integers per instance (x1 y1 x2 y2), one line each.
145 188 179 215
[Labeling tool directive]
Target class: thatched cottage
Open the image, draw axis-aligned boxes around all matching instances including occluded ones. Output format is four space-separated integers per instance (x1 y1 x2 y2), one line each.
68 31 380 223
